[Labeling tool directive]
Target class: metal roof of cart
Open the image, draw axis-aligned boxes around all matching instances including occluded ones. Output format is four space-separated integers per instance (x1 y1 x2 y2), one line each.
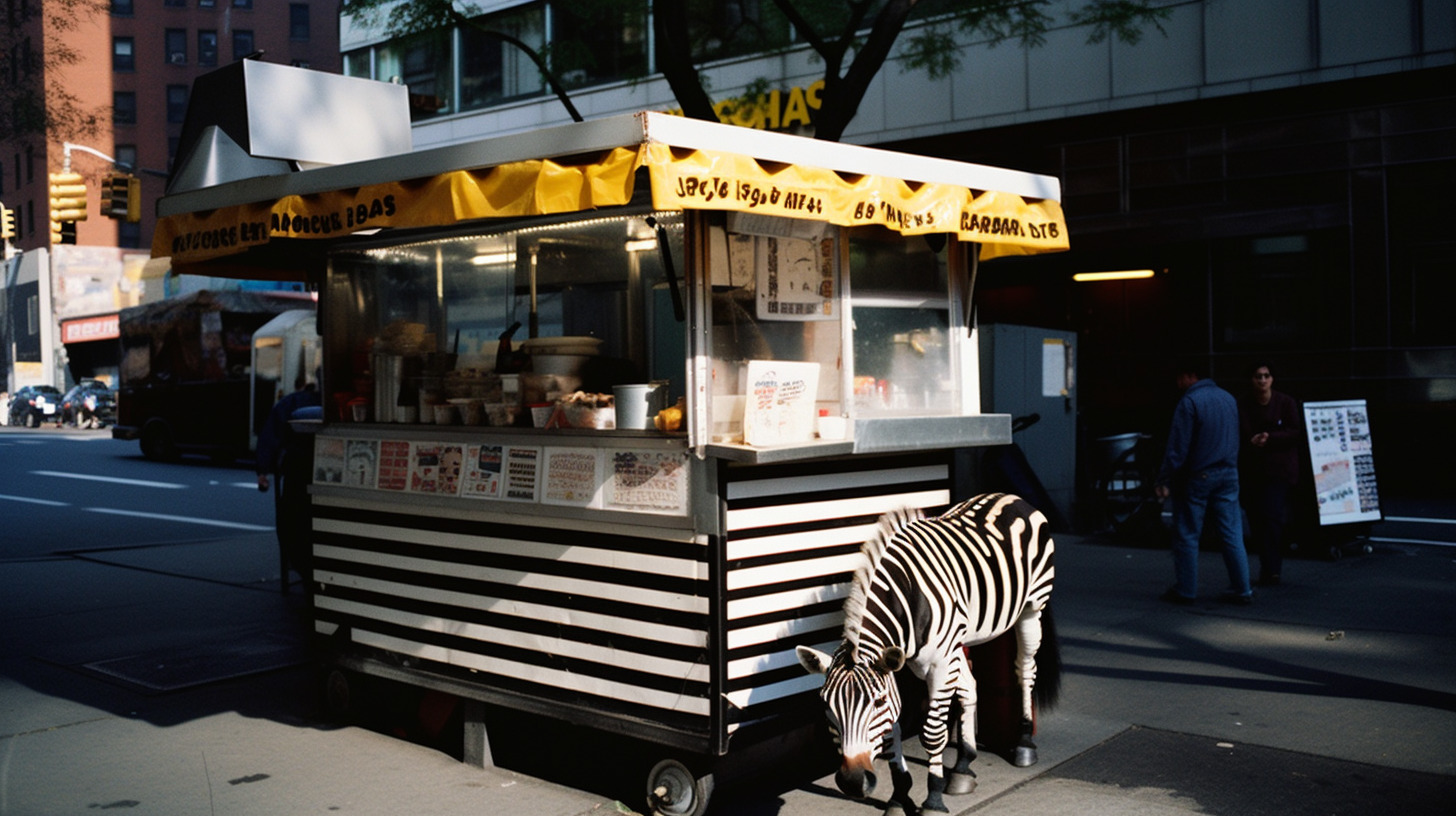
154 110 1068 272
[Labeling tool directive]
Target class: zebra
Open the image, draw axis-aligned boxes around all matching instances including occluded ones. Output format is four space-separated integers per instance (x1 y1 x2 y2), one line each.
797 492 1061 814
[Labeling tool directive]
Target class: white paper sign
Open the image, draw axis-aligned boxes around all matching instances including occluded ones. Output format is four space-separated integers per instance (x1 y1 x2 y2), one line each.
743 360 820 446
1303 399 1381 526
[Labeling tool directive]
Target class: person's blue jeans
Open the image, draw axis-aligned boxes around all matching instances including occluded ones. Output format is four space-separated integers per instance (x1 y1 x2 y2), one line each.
1170 465 1252 599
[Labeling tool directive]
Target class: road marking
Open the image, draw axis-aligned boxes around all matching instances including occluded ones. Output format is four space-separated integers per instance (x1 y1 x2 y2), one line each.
31 471 187 489
0 494 69 506
85 507 273 531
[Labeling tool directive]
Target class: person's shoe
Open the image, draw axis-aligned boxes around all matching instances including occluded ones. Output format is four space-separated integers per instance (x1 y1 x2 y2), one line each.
1219 590 1254 606
1160 588 1195 605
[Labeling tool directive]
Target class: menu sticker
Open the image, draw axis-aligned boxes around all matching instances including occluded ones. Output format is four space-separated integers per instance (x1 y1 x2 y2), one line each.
502 446 542 502
542 447 603 507
606 450 689 515
377 440 411 491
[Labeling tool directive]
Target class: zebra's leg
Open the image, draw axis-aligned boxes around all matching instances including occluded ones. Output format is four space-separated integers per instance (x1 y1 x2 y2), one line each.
883 721 915 816
945 646 979 795
918 666 955 813
1012 605 1043 767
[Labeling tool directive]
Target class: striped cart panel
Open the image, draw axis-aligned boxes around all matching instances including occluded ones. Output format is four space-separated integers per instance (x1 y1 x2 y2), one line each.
311 497 715 738
719 454 952 737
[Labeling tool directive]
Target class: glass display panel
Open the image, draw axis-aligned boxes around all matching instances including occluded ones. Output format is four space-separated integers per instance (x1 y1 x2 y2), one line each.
704 216 843 444
324 212 684 428
846 228 958 416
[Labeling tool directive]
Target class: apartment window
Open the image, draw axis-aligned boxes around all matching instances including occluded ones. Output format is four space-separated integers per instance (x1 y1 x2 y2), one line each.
289 4 309 40
113 37 135 72
167 85 189 123
199 30 218 67
114 145 138 174
234 0 253 8
233 30 255 61
165 29 187 65
200 0 216 6
165 0 184 6
112 0 134 15
114 92 137 125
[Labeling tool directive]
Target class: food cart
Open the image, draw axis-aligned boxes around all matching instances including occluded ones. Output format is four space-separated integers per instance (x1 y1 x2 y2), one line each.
154 96 1068 816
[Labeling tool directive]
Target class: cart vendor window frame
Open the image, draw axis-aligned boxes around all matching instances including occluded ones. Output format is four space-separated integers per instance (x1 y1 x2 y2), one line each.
695 213 975 447
321 209 685 427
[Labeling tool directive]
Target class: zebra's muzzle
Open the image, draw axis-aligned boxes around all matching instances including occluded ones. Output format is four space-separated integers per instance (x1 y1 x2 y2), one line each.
835 754 877 798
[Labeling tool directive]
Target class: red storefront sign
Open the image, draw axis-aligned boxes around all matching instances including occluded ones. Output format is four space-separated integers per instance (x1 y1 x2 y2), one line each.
61 314 120 344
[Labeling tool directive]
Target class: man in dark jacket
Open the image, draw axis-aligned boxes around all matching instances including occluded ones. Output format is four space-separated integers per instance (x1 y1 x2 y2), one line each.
1155 362 1253 605
257 376 321 591
1239 363 1303 586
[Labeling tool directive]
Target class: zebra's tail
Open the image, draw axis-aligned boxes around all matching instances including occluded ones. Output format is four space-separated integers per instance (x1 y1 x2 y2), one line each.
1035 604 1062 711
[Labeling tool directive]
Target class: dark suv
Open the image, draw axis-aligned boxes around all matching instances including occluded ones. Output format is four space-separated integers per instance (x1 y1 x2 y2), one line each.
62 380 117 428
7 385 65 427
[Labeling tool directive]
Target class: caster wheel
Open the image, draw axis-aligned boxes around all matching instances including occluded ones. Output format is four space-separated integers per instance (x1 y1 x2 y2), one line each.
646 758 714 816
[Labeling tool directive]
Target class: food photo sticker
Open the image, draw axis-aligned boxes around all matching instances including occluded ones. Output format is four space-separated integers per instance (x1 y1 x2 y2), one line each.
313 437 346 485
409 442 464 496
461 443 505 499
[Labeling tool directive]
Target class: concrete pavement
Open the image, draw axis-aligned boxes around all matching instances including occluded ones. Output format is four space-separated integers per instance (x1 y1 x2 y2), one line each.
2 514 1454 814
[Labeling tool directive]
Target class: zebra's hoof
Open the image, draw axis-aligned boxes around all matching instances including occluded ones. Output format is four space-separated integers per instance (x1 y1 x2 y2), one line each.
945 772 978 795
1012 744 1038 767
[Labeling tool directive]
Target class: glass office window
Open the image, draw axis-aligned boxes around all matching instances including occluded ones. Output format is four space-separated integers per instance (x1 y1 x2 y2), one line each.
459 3 546 111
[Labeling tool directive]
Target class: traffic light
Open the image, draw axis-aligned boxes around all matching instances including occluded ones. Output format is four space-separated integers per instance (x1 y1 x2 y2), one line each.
104 174 141 222
0 204 14 241
49 171 88 245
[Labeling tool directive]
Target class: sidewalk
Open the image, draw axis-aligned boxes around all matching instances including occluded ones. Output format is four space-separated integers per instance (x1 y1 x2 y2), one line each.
2 525 1454 814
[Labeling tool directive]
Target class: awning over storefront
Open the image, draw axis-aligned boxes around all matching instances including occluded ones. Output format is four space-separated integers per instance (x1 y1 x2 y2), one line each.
153 111 1068 271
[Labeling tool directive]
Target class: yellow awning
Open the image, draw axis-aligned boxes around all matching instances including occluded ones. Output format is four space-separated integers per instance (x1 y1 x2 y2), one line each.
153 141 1067 264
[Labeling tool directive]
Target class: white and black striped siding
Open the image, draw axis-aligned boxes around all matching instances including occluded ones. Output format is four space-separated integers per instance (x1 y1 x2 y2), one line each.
717 453 953 742
311 499 714 739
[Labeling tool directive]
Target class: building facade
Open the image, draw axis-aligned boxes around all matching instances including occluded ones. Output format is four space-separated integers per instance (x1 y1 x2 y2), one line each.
2 0 340 396
338 0 1453 504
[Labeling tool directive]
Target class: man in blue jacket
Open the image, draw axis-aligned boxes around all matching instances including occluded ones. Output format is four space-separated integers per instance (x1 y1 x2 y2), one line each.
1154 361 1253 605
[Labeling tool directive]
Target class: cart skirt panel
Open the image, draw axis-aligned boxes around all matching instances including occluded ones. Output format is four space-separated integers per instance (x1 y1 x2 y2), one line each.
718 454 953 732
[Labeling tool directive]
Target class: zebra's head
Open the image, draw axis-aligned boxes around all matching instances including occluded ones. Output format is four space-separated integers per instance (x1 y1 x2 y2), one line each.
797 642 906 799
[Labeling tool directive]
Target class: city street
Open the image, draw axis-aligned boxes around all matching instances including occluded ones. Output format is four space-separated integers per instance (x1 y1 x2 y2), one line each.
2 424 1454 815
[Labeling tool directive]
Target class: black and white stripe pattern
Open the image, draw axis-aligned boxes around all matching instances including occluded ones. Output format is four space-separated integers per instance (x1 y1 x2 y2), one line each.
310 449 953 757
798 492 1057 814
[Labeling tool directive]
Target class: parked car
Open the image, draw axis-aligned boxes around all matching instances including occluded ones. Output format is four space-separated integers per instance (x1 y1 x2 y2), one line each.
7 385 65 428
61 380 117 428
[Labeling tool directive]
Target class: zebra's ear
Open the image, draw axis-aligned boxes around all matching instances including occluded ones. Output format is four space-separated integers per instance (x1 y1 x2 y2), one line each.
876 647 906 674
796 645 834 675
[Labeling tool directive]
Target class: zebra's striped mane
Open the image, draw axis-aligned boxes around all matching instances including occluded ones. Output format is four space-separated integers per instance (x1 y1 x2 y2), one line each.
842 506 926 652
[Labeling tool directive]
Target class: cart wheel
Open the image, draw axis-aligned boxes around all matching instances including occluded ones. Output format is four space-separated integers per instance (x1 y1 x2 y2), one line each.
646 759 714 816
139 420 179 461
1327 545 1344 561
